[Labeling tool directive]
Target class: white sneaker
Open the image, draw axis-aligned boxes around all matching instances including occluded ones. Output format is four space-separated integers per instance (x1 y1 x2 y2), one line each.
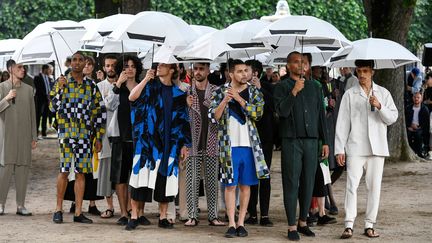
427 151 432 160
0 204 4 215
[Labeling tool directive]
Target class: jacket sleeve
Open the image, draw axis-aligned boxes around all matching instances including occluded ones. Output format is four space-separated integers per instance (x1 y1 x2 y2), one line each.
274 80 296 118
105 87 120 111
49 81 63 113
377 90 398 126
243 87 264 121
334 93 351 155
91 84 107 141
208 88 223 124
0 87 11 113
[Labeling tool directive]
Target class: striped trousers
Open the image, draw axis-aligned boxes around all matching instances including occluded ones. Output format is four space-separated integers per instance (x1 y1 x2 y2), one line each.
185 151 219 221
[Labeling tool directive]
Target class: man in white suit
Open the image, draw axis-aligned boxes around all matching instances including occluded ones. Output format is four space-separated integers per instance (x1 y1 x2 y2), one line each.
335 60 398 239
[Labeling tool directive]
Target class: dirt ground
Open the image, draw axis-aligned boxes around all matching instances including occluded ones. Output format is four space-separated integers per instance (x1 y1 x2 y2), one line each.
0 138 431 242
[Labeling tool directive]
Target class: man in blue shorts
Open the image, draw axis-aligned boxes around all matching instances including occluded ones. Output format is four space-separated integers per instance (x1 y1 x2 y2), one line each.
209 59 270 238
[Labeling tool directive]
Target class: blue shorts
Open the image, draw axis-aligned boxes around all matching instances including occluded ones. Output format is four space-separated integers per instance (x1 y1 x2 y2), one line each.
225 147 258 186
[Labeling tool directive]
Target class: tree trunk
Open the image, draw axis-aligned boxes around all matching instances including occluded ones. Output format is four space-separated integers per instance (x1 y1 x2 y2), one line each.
95 0 151 17
362 0 417 161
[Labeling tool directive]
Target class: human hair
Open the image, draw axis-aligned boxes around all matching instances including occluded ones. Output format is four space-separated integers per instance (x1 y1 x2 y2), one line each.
1 71 10 82
195 62 210 67
355 59 375 69
228 59 245 73
42 64 50 72
84 55 95 66
245 59 263 77
302 53 312 66
170 63 179 80
6 59 16 72
115 55 143 82
286 51 301 63
103 54 117 65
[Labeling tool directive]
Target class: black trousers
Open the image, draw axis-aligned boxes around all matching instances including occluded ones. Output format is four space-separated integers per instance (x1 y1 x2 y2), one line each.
407 129 425 157
36 99 48 136
248 141 272 217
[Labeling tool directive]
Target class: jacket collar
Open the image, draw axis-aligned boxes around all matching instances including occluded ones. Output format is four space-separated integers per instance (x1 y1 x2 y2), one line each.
352 81 379 97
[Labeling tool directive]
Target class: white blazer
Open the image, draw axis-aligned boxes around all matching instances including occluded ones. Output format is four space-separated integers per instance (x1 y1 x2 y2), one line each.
335 82 398 157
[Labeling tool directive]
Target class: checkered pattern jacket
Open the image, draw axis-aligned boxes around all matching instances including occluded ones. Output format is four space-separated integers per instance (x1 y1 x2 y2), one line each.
49 74 106 141
188 81 219 157
208 83 270 184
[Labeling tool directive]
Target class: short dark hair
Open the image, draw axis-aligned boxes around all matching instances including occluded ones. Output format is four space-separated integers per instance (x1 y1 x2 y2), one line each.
6 59 16 71
115 55 143 83
72 51 85 59
245 59 263 77
355 59 375 69
287 51 301 63
302 53 312 66
42 64 50 71
194 62 210 67
228 59 245 73
426 73 432 80
103 54 117 66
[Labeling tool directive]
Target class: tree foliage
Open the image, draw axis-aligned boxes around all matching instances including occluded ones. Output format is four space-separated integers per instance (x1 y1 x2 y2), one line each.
0 0 94 39
408 0 432 51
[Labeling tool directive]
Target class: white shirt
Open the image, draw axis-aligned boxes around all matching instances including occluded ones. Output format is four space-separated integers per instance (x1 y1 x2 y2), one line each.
229 116 251 147
412 106 420 125
97 79 115 159
335 82 398 157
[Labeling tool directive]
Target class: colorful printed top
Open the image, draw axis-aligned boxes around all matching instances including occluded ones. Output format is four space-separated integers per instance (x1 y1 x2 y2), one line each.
49 73 106 141
208 83 270 184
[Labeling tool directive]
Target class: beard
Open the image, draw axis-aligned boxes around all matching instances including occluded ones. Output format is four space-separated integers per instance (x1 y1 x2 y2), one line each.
107 73 116 79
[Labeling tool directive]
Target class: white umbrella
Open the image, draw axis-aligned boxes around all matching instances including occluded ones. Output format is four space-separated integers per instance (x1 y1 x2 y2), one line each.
324 38 420 69
254 15 351 48
190 25 218 36
266 46 337 66
177 19 271 62
12 20 86 74
109 11 197 48
0 39 22 69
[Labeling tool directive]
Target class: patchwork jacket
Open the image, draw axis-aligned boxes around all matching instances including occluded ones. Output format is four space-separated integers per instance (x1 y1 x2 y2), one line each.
208 83 270 184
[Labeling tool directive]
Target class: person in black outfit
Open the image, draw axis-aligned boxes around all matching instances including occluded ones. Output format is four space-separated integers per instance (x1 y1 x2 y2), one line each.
243 59 274 227
406 92 430 157
34 64 52 137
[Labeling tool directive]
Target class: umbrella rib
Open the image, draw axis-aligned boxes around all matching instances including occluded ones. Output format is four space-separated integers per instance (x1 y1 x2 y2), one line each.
56 32 74 54
49 32 63 74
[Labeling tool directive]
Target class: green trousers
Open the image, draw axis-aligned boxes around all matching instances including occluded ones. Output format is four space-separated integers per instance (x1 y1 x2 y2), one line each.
281 138 318 226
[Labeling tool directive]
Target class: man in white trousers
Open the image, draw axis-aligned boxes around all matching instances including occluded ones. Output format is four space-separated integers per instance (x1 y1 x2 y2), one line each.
335 59 398 239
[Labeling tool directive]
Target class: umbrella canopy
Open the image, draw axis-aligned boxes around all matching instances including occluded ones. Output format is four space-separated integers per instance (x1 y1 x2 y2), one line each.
177 19 271 62
324 38 420 69
0 39 23 69
81 14 133 42
108 11 197 48
267 46 337 66
12 20 86 68
190 25 218 36
254 15 351 48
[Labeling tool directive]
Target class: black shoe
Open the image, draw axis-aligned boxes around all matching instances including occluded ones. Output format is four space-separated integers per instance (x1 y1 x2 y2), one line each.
328 205 339 215
117 216 129 226
225 226 237 238
297 225 315 237
69 202 75 214
236 226 248 237
88 205 101 216
125 219 139 231
287 230 300 241
158 218 174 229
53 211 63 224
317 215 337 225
260 217 274 227
73 214 93 224
244 216 258 225
306 213 318 227
138 215 151 225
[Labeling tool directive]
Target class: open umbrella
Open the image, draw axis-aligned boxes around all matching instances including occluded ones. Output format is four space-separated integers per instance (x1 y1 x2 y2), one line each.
190 25 218 36
324 38 420 69
266 46 337 66
253 15 351 49
177 19 271 62
0 39 22 69
12 20 86 74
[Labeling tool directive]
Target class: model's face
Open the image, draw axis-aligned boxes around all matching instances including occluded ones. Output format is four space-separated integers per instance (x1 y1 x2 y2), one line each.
124 60 137 79
287 53 308 76
71 54 85 73
83 61 94 76
104 58 117 79
11 64 25 79
229 64 248 85
157 63 173 79
193 63 209 82
356 66 374 86
245 65 253 80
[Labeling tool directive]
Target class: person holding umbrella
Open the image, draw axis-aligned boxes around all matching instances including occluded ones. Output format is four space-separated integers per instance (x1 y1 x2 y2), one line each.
0 59 37 216
50 52 106 224
335 60 398 239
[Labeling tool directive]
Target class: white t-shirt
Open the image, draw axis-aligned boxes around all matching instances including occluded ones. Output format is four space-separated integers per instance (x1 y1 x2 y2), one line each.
412 106 421 125
229 116 251 147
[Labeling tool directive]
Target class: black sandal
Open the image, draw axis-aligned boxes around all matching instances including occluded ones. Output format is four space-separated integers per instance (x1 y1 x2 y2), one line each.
340 228 353 239
208 218 226 226
364 228 380 238
101 209 114 218
184 218 199 227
